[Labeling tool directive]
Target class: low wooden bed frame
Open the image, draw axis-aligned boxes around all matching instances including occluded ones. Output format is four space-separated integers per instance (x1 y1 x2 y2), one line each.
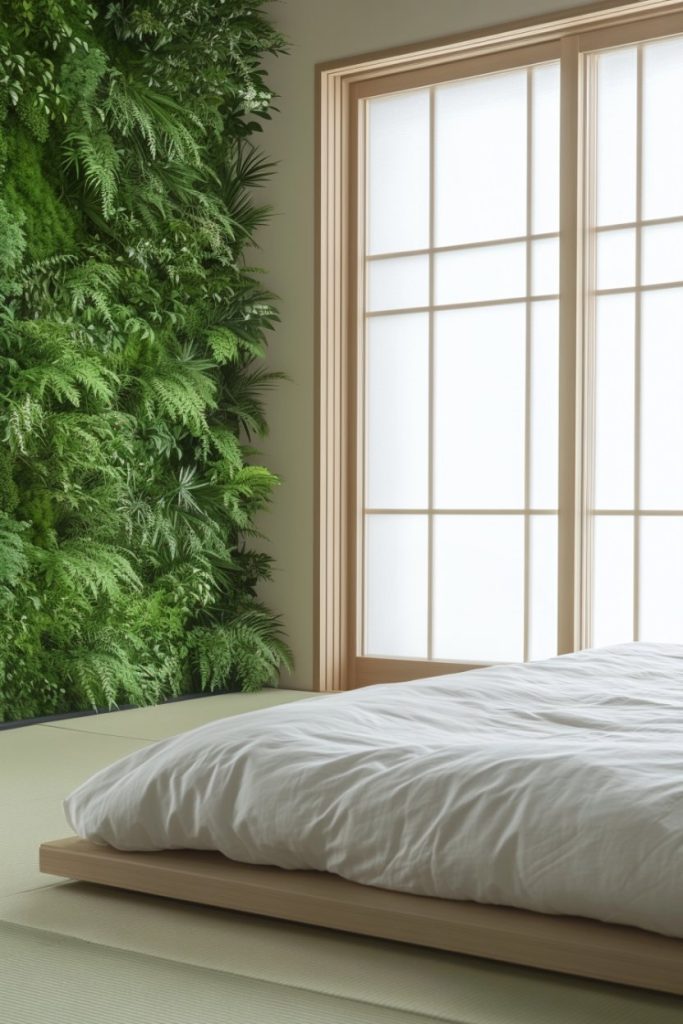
40 837 683 996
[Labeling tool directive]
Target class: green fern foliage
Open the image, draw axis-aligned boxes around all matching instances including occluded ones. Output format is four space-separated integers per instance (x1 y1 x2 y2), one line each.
0 1 291 722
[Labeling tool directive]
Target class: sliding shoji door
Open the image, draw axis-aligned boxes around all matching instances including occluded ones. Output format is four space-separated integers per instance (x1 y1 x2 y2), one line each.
357 49 562 679
317 5 683 690
588 31 683 646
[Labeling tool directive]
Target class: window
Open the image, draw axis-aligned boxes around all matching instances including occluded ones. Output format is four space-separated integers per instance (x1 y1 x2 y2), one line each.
363 61 560 668
589 35 683 646
317 2 683 690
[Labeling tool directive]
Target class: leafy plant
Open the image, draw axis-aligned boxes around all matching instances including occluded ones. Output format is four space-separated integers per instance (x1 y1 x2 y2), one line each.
0 0 291 722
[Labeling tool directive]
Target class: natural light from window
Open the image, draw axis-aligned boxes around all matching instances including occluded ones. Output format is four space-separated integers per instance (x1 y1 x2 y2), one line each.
362 62 561 663
590 35 683 647
360 31 683 666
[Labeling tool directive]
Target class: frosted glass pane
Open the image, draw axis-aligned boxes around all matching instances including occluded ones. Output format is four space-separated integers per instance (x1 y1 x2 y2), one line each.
528 515 558 661
529 301 559 509
367 91 429 255
434 306 526 509
365 515 428 656
434 242 525 306
641 289 683 509
596 228 636 290
640 517 683 642
642 37 683 221
367 256 429 312
433 515 524 662
592 516 634 647
595 47 637 227
435 69 526 246
642 223 683 287
366 314 429 509
594 294 635 509
531 236 559 296
531 63 560 235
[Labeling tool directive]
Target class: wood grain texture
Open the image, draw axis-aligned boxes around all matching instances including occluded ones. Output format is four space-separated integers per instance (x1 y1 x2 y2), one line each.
40 837 683 996
316 0 683 691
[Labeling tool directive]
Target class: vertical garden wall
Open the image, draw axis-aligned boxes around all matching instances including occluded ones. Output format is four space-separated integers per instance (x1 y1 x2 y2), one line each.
0 1 291 722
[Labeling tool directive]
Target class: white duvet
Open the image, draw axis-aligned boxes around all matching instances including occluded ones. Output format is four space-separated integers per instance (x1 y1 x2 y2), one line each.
65 643 683 937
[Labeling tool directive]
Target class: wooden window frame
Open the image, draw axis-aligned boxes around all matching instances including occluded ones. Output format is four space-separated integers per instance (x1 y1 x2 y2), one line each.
315 0 683 691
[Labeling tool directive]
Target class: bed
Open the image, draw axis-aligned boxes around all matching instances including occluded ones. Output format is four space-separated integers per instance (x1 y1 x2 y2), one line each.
40 643 683 995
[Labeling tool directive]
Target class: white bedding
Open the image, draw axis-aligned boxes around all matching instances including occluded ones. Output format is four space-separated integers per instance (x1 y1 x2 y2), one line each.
64 643 683 938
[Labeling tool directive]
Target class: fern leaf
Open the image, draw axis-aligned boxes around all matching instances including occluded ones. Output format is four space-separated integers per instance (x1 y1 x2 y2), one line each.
40 541 141 602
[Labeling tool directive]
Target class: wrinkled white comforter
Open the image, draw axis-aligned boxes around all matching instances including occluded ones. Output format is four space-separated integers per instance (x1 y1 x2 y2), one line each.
65 643 683 937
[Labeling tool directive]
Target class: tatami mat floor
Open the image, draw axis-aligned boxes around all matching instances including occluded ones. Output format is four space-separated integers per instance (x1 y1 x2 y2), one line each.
2 691 682 1024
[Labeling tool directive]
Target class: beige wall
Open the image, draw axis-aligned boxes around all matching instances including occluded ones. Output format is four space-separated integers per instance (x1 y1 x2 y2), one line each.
256 0 583 689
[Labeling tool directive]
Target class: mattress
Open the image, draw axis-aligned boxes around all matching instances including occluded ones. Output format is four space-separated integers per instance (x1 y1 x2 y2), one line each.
64 643 683 938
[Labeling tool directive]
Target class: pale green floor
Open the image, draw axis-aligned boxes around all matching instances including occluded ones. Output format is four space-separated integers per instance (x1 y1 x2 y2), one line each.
1 692 682 1024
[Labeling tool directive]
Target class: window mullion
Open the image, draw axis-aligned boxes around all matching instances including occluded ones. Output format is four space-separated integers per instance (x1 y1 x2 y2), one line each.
523 68 533 663
427 86 436 660
633 45 644 643
557 35 584 654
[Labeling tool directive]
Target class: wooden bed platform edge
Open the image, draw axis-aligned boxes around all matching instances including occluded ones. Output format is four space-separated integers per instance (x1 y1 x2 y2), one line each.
39 837 683 996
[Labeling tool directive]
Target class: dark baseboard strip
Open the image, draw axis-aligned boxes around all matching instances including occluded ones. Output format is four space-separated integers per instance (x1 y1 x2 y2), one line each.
0 688 239 732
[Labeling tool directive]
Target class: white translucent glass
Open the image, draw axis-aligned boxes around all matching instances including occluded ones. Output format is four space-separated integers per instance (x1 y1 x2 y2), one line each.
435 69 527 246
434 306 526 509
367 255 429 312
366 314 429 509
642 37 683 221
591 515 634 647
364 515 428 656
528 514 558 660
531 63 560 235
642 222 683 287
367 90 430 255
434 242 525 306
433 515 524 662
596 228 636 290
640 517 683 642
594 294 635 509
531 236 559 296
529 301 559 509
641 289 683 509
595 47 637 227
